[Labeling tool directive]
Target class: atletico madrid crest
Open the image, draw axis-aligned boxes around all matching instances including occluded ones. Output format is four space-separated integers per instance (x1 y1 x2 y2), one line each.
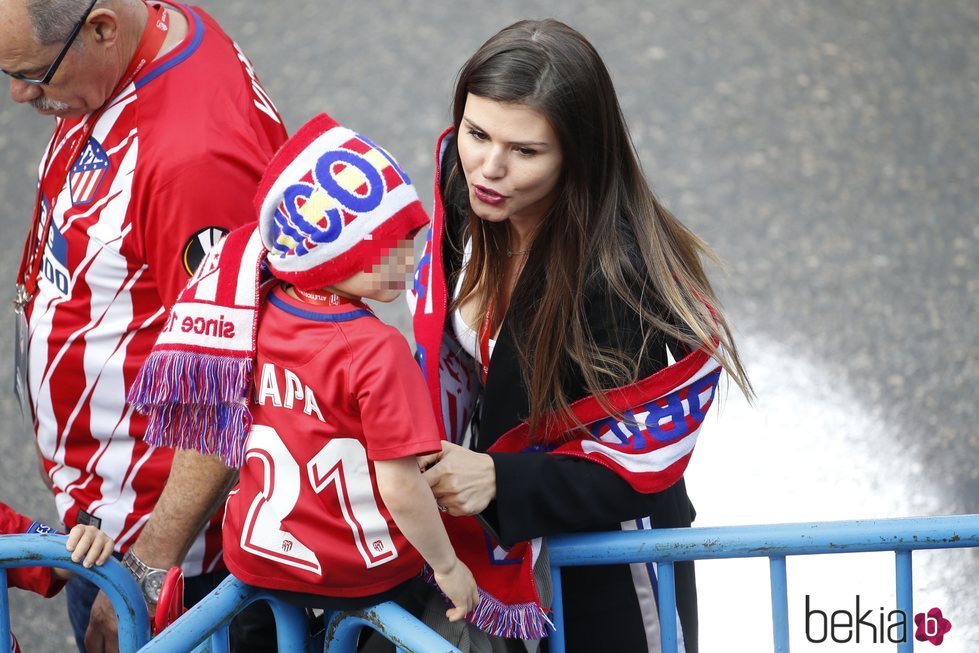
69 138 110 206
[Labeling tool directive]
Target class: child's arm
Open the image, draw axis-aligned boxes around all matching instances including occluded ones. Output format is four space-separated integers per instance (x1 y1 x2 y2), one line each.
52 525 115 579
375 457 479 622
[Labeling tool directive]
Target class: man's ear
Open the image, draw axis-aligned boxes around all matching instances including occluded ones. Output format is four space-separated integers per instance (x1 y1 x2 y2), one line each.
87 8 121 48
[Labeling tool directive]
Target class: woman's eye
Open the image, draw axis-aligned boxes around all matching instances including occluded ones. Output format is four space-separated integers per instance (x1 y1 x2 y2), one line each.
468 129 487 141
516 147 537 157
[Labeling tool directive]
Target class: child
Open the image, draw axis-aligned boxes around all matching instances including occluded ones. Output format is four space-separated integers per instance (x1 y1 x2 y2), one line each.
130 114 478 620
0 501 113 652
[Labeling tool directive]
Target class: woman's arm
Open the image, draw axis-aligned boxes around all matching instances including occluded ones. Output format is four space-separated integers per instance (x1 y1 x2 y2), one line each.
422 443 693 546
490 452 693 545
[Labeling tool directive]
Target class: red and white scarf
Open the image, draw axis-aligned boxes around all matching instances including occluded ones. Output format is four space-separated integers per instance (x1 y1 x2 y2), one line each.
434 347 721 639
127 226 267 467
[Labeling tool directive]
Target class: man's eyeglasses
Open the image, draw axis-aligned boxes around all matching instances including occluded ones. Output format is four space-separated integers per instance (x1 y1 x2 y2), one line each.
2 0 99 86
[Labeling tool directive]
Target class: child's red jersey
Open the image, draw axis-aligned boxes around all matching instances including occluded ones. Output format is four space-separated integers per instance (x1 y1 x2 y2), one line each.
222 287 441 597
0 502 63 598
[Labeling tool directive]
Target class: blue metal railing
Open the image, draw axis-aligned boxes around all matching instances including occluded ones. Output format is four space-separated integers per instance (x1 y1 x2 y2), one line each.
0 534 150 652
322 601 462 653
546 514 979 653
137 574 461 653
139 574 310 652
3 515 978 651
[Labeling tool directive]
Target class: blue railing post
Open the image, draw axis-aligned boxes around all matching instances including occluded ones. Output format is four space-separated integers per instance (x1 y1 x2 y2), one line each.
769 555 790 652
549 566 565 653
895 550 913 653
657 561 678 653
0 570 10 653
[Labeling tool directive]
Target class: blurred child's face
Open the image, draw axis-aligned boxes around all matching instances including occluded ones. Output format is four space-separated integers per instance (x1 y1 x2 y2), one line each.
330 240 415 302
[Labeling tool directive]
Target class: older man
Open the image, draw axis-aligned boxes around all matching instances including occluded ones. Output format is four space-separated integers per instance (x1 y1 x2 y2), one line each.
0 0 287 650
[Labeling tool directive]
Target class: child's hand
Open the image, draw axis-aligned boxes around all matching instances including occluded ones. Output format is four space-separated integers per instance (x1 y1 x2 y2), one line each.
65 525 115 569
432 558 479 622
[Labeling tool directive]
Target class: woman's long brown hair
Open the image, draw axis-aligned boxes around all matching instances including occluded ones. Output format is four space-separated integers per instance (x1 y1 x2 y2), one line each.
447 19 752 440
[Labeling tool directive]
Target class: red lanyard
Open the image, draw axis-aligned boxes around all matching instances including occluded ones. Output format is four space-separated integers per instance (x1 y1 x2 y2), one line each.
15 3 169 310
478 303 494 384
293 287 369 310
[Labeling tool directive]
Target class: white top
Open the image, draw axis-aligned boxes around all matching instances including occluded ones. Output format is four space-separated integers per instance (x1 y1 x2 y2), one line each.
452 240 496 366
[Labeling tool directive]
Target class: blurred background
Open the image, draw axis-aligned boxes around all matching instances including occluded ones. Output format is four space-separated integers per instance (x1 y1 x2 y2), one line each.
0 1 976 650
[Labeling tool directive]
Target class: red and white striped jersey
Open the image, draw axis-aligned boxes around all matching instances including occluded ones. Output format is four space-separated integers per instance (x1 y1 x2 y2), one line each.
25 4 288 575
222 287 442 597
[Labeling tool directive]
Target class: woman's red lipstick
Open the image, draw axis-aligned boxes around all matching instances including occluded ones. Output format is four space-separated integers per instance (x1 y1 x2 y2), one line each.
474 184 507 206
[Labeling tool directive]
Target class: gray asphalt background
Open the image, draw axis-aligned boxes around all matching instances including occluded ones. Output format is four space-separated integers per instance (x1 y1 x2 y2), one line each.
0 1 976 650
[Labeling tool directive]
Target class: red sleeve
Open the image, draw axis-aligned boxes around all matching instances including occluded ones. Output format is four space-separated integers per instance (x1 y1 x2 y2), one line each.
141 155 263 307
349 327 442 461
0 503 64 598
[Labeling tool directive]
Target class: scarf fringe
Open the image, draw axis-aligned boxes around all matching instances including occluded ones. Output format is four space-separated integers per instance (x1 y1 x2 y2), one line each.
422 566 553 640
128 350 253 405
128 350 253 468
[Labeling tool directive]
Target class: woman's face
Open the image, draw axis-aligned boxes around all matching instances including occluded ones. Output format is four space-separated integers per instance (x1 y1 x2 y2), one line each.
457 94 563 233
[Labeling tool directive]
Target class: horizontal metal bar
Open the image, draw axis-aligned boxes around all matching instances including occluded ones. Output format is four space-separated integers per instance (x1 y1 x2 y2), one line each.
547 514 979 566
139 575 311 652
138 575 261 652
324 602 461 653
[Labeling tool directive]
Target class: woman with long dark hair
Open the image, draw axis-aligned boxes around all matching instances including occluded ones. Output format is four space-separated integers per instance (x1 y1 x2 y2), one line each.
411 19 751 652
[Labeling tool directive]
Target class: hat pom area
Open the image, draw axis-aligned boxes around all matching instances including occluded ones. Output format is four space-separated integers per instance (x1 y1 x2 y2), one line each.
254 113 429 289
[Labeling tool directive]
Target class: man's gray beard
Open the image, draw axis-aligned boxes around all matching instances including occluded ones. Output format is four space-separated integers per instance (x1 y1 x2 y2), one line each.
31 96 70 113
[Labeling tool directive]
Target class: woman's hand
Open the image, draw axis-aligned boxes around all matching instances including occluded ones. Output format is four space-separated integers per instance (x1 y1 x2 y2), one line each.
421 441 496 516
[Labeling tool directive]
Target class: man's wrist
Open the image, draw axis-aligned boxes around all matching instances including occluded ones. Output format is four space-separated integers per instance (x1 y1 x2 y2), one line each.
121 549 167 605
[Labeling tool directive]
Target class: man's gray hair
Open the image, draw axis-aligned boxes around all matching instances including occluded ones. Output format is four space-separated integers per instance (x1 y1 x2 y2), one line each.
26 0 105 46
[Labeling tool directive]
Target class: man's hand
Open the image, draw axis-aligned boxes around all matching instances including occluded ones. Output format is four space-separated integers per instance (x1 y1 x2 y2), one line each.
81 449 232 652
85 590 136 653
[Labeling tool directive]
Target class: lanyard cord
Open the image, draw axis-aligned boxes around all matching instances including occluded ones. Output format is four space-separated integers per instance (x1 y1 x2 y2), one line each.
478 301 494 385
292 287 369 310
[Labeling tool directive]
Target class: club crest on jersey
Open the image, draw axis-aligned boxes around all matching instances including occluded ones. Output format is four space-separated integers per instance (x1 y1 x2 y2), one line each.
69 138 110 206
271 133 411 257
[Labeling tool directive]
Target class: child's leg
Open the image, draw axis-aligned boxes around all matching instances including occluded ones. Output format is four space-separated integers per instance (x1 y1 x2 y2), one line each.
183 572 278 653
64 575 101 651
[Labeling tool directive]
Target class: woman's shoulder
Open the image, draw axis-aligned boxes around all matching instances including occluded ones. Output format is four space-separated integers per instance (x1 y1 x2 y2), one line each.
582 262 690 377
